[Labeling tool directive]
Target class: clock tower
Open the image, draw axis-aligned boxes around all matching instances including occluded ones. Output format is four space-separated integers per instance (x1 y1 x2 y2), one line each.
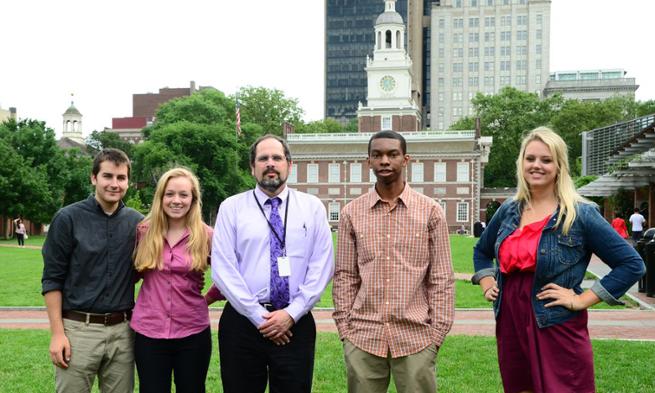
358 0 421 132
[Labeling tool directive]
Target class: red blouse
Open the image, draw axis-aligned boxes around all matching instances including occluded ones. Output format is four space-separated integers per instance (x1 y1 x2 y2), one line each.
499 215 551 274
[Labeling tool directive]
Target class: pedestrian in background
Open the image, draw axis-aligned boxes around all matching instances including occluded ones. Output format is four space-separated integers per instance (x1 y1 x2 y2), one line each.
611 211 629 240
14 218 26 247
629 207 647 242
472 127 645 393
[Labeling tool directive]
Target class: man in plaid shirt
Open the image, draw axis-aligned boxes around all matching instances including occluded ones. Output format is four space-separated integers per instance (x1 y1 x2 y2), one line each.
333 131 455 393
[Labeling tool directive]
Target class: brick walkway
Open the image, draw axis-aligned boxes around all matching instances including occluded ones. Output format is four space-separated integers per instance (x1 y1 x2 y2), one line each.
2 307 654 341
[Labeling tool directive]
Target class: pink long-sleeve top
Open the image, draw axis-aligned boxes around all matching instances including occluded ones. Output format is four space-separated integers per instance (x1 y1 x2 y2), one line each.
131 224 222 339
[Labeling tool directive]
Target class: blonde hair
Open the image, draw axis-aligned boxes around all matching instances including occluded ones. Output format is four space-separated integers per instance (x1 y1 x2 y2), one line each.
515 127 588 234
134 167 209 272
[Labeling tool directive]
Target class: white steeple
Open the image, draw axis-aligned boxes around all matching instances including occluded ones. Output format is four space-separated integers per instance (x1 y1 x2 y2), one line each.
62 94 84 143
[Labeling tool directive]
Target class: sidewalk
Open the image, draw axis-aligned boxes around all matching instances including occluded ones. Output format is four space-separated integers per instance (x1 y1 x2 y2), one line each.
587 254 655 310
2 307 654 341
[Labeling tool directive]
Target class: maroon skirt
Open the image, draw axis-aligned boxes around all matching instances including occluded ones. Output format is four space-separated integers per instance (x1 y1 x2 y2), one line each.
496 271 595 393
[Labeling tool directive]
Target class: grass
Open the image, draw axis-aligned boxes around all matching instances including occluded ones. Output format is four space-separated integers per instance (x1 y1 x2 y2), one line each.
0 234 46 247
1 330 653 393
0 235 637 309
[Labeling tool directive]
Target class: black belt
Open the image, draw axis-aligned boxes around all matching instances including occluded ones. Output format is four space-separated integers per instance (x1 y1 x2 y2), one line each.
63 310 131 326
260 303 288 312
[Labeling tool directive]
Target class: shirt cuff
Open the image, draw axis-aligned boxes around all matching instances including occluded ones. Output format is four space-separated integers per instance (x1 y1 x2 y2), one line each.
285 300 305 323
590 281 624 306
471 267 497 285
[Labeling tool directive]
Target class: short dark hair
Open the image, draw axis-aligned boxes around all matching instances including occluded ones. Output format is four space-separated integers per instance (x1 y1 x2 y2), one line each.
368 130 407 155
92 148 131 178
634 207 640 213
249 134 292 166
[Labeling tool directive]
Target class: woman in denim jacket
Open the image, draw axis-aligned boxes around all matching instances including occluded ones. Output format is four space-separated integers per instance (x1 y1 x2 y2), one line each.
472 127 645 393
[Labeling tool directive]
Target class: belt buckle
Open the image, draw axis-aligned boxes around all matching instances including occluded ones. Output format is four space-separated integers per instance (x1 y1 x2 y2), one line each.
261 303 275 312
104 313 110 325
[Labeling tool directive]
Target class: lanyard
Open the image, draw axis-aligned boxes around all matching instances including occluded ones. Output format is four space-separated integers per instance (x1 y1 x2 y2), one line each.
254 190 289 250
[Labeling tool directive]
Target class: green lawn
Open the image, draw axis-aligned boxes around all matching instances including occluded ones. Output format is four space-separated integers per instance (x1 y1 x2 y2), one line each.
0 235 636 309
1 330 652 393
0 234 46 247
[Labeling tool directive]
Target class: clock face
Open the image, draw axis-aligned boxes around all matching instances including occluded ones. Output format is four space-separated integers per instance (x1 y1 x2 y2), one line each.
380 75 396 92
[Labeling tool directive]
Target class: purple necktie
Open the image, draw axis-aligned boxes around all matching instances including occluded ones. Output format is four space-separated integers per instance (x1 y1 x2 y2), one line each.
267 197 289 309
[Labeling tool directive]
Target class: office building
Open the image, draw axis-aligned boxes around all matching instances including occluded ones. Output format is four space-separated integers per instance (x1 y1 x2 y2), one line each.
430 0 551 129
543 69 638 101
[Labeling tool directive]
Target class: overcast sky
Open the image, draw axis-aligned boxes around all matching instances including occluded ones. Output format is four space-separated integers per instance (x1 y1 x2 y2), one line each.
1 0 653 138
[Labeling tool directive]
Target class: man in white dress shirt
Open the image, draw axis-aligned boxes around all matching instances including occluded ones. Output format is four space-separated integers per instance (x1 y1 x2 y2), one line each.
212 134 334 393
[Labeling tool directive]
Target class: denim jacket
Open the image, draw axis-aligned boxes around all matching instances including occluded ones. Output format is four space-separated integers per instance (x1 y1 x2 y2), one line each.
472 199 646 328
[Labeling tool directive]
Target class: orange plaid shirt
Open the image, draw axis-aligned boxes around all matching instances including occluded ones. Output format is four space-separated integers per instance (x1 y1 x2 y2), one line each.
333 185 455 358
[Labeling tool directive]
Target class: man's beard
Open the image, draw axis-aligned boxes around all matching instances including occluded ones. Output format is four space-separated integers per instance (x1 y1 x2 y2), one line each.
258 171 286 193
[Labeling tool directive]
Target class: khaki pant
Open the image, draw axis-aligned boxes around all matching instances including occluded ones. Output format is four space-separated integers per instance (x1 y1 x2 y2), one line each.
344 339 438 393
55 319 134 393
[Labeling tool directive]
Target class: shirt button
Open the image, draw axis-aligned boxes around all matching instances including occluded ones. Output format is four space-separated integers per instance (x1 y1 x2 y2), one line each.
386 234 390 238
387 257 390 260
386 279 390 282
385 301 389 305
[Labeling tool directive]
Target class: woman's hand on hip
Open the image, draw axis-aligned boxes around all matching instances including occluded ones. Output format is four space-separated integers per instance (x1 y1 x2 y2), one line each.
537 283 581 311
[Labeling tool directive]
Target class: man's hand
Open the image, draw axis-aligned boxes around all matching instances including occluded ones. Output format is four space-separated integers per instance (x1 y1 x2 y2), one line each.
49 332 71 369
259 310 295 345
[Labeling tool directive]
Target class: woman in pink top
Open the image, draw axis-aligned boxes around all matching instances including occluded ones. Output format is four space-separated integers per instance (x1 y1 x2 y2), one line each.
611 211 629 239
132 167 223 393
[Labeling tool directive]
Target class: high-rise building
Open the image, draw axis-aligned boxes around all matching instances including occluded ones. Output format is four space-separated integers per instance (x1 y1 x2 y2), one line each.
430 0 551 129
326 0 439 124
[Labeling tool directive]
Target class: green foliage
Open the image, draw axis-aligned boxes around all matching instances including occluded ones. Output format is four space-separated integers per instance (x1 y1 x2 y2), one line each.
236 86 304 137
574 175 598 189
86 130 134 157
133 89 255 221
451 89 654 185
0 119 70 223
295 118 349 133
450 87 561 187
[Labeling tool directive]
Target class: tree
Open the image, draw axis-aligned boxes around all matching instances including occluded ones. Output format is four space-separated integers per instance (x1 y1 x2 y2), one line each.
87 130 134 157
236 86 304 137
0 119 69 224
295 118 349 134
133 89 254 221
450 87 561 187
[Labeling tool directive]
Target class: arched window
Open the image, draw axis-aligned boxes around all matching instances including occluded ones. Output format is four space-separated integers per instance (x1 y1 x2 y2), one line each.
66 120 71 132
396 30 401 48
385 30 392 48
377 31 381 49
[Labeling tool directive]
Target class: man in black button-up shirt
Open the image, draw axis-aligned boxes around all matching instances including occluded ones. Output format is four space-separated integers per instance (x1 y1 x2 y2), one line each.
42 149 143 393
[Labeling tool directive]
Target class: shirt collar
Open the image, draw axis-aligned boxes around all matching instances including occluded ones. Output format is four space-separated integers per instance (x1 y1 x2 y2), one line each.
367 183 413 209
88 194 125 216
254 185 290 206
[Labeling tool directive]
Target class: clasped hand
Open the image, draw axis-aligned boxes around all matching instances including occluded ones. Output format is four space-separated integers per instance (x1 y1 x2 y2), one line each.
258 310 295 346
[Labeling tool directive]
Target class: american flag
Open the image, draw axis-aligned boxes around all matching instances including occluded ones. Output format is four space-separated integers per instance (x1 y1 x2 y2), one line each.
235 94 242 137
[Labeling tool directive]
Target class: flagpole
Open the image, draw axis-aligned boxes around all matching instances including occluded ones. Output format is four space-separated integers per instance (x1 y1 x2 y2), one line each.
235 91 242 138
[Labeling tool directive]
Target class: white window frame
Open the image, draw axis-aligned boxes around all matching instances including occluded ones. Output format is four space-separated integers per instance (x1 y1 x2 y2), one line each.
457 162 470 182
434 162 447 182
328 202 340 221
369 168 376 183
328 163 340 183
287 164 297 184
350 163 362 183
307 163 319 183
381 115 392 131
411 162 424 183
457 202 469 222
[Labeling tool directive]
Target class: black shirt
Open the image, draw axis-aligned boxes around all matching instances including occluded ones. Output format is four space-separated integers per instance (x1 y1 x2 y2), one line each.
42 195 144 313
